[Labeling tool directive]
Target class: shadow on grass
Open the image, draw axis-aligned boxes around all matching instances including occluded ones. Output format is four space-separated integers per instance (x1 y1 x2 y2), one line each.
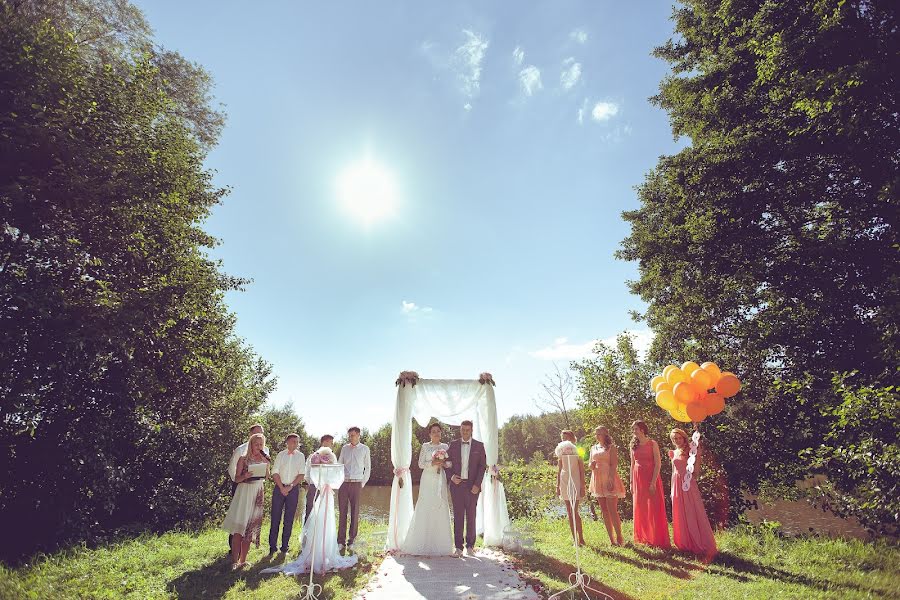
514 552 637 600
587 545 695 580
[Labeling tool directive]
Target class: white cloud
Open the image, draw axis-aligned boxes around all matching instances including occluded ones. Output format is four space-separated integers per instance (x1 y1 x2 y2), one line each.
454 29 489 102
591 101 619 121
401 300 435 320
518 65 542 96
512 46 525 66
570 28 588 44
529 330 654 361
560 57 582 91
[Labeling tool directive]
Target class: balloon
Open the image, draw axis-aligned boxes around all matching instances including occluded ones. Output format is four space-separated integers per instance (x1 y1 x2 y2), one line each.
701 361 721 379
681 361 700 377
690 367 713 391
650 375 666 392
656 390 676 411
655 380 673 394
666 368 687 385
703 393 726 415
662 365 679 379
686 402 708 422
670 404 692 423
716 373 742 398
674 381 699 404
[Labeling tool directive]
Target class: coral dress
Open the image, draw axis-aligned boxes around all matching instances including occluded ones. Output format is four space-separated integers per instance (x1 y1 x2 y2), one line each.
589 445 626 498
670 448 717 558
631 440 671 548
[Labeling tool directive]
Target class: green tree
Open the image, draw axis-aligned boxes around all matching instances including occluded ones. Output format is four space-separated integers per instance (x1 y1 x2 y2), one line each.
254 403 316 457
618 0 898 530
0 1 274 561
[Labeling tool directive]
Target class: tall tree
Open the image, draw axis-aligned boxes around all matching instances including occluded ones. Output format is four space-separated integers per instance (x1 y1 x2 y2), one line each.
0 1 274 560
619 0 898 529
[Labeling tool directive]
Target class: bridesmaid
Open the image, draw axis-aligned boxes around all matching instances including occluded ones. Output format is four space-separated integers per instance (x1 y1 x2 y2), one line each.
222 433 269 569
629 420 671 548
589 426 626 546
555 430 586 546
669 428 717 559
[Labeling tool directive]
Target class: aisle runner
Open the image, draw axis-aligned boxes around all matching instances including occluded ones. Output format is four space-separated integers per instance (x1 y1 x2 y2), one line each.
355 548 539 600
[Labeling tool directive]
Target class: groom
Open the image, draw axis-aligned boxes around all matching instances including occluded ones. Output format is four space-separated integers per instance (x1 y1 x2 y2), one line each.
445 420 487 556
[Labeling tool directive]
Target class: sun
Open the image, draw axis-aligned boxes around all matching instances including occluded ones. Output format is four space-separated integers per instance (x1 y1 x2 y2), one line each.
335 158 399 225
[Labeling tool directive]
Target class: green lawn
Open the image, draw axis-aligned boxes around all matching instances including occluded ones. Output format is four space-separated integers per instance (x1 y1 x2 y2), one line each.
510 518 900 599
0 520 386 600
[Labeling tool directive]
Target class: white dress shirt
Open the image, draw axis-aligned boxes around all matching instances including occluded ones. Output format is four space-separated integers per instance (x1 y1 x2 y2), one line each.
460 439 472 479
338 442 371 486
228 442 270 482
272 449 306 485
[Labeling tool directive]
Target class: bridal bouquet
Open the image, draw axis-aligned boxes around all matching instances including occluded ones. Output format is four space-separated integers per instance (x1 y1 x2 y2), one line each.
311 447 336 465
431 448 448 468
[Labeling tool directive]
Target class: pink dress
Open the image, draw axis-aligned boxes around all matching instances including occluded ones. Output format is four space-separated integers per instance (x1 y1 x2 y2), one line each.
589 445 626 498
670 448 717 558
631 440 671 548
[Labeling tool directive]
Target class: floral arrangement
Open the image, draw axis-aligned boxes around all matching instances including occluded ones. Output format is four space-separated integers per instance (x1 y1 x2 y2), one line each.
394 466 409 488
490 464 501 483
432 448 448 462
395 371 420 387
554 440 578 457
310 446 336 465
478 372 495 386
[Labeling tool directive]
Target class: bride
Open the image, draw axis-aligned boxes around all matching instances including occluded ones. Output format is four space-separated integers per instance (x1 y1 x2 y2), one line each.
400 423 454 556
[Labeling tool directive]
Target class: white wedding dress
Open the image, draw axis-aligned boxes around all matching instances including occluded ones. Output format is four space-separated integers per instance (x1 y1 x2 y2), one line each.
400 442 454 556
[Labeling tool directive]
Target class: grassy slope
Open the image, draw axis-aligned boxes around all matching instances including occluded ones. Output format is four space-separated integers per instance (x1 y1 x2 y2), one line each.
510 518 900 599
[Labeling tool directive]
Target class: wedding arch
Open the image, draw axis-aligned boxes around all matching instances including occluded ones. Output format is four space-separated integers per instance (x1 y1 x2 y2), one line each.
386 371 511 551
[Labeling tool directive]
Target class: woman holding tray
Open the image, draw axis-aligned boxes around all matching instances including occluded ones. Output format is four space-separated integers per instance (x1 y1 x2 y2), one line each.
222 432 269 569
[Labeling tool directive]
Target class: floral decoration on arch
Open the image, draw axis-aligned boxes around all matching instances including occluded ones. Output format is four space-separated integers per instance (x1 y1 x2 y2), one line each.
478 372 496 386
395 371 419 387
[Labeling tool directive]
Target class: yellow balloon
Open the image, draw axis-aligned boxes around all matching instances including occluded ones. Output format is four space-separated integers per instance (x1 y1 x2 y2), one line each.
716 373 742 398
667 368 687 385
656 390 676 411
650 375 666 392
703 392 726 415
701 362 721 379
662 365 679 379
655 380 673 394
681 361 700 377
670 404 692 423
690 367 713 390
673 381 698 404
686 402 708 422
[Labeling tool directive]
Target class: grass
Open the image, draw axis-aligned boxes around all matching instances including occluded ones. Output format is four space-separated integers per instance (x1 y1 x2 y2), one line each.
0 519 386 600
509 518 900 599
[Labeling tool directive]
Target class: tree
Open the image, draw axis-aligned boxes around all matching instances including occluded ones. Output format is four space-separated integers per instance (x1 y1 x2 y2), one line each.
0 1 273 561
533 364 577 430
254 403 317 457
618 0 898 529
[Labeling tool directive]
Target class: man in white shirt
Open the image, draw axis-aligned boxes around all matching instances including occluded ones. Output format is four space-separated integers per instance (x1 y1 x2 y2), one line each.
269 433 305 553
227 424 270 552
337 426 371 549
304 434 334 524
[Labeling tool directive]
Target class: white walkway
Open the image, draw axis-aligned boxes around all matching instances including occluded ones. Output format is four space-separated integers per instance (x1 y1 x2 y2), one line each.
355 548 540 600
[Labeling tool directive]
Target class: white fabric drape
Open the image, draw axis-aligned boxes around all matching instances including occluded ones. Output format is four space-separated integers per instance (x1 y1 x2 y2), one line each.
386 378 510 551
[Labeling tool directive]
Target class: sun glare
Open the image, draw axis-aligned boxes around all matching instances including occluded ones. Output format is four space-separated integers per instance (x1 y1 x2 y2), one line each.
335 159 398 225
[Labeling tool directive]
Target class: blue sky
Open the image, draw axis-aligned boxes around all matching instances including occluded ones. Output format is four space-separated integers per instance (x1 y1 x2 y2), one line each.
136 0 682 436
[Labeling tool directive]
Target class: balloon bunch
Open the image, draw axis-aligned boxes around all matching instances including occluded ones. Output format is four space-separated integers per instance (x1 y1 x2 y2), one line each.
650 361 741 423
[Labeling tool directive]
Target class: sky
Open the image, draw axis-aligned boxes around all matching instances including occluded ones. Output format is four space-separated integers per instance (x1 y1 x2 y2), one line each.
135 0 684 436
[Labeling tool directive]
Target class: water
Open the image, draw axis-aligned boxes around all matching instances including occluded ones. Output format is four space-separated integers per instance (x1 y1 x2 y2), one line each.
358 484 418 522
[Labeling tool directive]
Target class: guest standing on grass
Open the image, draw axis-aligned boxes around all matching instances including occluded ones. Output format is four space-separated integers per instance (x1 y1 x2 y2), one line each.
630 420 671 549
269 433 305 554
555 430 586 547
589 425 626 546
337 426 370 550
304 434 334 524
222 433 269 570
669 428 717 559
226 424 268 553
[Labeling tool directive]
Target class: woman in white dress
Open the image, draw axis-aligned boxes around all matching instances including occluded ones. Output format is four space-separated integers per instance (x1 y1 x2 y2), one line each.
400 423 454 556
222 433 269 569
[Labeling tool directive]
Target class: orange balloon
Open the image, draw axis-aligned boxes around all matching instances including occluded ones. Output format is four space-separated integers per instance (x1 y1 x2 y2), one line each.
701 361 721 379
655 380 673 394
681 361 700 376
656 390 676 411
716 373 742 398
650 375 666 392
686 402 708 422
690 367 713 390
667 368 687 385
673 381 698 404
703 393 725 415
701 366 721 388
670 404 692 423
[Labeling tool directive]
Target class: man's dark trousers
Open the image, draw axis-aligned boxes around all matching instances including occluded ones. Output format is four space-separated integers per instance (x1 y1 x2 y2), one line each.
450 480 480 550
269 485 300 552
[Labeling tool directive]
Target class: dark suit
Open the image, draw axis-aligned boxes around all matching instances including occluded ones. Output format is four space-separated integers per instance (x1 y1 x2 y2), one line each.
445 438 487 550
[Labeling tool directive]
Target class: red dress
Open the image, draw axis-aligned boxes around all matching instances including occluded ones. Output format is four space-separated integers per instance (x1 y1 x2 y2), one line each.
631 440 671 548
670 448 717 558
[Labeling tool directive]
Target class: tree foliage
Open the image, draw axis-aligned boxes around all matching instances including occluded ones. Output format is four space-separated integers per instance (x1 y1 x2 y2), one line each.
0 1 273 561
619 0 898 531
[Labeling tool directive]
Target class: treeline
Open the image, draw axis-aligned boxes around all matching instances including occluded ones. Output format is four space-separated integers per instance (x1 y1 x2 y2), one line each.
0 0 276 562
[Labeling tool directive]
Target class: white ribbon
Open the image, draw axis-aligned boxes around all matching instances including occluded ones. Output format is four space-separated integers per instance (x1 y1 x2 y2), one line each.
682 430 701 492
